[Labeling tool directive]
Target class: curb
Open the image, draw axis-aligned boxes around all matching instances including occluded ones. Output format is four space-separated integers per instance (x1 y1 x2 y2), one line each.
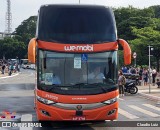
138 92 160 102
0 73 19 79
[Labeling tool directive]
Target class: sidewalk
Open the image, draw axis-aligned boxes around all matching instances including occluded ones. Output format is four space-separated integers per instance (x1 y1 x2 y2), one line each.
138 84 160 104
0 73 9 78
0 72 19 79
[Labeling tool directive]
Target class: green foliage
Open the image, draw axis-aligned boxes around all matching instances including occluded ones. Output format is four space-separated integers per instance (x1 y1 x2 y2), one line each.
150 5 160 18
0 16 37 59
114 5 160 71
128 20 160 71
0 37 26 59
14 16 37 44
114 6 155 40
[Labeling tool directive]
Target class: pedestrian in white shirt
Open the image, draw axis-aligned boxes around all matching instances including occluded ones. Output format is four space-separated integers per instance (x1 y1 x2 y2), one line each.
152 68 157 86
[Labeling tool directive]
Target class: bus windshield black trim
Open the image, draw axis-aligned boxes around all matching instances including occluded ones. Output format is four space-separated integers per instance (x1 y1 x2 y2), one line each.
37 5 117 44
38 84 118 95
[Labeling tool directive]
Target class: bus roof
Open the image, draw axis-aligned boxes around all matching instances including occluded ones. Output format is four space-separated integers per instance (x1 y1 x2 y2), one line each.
37 4 117 44
40 4 110 9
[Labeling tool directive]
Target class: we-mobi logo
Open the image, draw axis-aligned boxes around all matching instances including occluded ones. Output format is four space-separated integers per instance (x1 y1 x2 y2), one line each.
64 45 94 51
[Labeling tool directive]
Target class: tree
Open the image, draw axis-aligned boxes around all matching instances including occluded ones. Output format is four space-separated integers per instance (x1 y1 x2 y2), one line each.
150 5 160 18
0 16 37 60
14 16 37 44
114 6 155 40
13 16 37 59
114 6 160 69
0 37 26 59
129 25 160 71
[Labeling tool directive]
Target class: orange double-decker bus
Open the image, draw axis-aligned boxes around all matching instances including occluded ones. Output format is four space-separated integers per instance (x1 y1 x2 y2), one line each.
28 5 131 121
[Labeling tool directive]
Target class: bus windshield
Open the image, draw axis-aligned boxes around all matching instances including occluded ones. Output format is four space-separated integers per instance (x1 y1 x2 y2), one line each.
38 50 118 95
37 5 117 44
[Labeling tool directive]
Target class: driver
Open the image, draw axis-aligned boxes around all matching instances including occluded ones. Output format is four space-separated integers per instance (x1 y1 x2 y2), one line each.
88 66 104 80
52 74 61 85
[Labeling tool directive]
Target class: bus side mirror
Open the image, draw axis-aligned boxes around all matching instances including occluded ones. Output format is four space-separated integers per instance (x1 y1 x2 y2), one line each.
118 39 131 65
28 38 36 63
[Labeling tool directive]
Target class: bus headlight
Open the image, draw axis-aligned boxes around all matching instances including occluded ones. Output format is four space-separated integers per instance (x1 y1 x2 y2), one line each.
36 95 55 105
102 97 118 105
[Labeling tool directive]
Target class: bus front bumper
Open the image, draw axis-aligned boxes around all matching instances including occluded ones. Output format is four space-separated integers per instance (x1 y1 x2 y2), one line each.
36 101 118 121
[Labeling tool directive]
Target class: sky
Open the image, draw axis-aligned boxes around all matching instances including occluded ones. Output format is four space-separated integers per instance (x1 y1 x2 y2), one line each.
0 0 160 32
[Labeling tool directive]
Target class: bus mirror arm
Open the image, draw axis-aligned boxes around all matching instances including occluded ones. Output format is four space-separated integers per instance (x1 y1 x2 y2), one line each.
43 58 46 69
118 39 131 65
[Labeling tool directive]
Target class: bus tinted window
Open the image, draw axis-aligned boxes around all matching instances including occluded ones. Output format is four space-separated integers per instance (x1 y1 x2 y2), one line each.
37 5 117 44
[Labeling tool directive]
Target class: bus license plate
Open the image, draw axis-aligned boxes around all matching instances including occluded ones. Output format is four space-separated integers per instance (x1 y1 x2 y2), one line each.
72 116 86 121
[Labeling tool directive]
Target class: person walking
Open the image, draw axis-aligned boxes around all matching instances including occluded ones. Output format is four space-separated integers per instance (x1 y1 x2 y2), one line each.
8 64 14 76
152 68 157 86
118 70 126 96
1 63 5 74
143 68 148 86
139 66 143 86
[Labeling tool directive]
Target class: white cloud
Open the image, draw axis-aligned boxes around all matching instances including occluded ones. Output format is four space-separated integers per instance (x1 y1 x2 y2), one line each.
0 0 160 32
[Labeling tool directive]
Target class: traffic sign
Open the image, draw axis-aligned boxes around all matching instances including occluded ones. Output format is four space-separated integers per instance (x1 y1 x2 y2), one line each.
133 52 137 59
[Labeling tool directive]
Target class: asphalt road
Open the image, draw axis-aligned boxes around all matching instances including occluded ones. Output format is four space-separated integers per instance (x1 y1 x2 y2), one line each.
0 69 160 130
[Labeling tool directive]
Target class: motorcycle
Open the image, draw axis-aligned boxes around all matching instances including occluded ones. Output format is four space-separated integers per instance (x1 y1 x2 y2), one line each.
124 79 138 94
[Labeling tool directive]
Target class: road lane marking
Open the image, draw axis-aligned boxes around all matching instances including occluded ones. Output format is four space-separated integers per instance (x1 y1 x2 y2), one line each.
118 98 124 101
128 105 160 117
138 94 160 101
118 108 139 119
20 114 32 130
143 104 160 111
21 114 32 121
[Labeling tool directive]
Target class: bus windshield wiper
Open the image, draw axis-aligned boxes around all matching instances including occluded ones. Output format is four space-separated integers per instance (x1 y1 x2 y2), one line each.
73 83 87 86
70 83 88 89
89 83 108 93
43 83 86 92
44 84 61 92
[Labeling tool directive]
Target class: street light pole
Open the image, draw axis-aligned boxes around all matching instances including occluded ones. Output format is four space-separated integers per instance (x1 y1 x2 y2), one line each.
135 58 136 67
148 45 151 93
79 0 80 4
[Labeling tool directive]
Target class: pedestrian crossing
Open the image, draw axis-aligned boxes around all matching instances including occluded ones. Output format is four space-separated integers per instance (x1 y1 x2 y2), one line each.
118 103 160 119
118 108 139 119
143 104 160 111
128 105 159 117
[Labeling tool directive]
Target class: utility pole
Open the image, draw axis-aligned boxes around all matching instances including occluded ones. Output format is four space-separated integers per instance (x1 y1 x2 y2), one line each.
5 0 12 34
148 45 152 93
79 0 80 4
